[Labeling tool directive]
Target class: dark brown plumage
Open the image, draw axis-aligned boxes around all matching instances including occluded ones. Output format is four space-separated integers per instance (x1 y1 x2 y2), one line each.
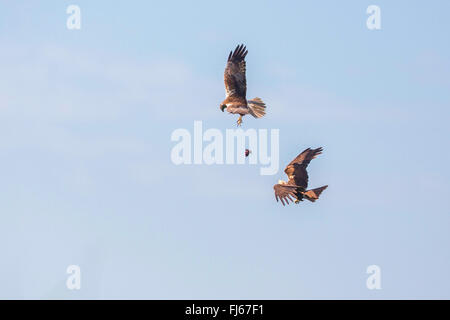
274 147 328 206
224 44 248 99
220 44 266 126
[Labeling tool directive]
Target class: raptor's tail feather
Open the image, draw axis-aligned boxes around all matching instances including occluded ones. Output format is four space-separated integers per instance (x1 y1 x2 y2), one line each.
248 97 266 118
303 185 328 202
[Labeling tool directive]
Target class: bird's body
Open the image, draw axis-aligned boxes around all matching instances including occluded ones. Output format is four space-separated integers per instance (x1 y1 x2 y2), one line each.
274 147 328 206
220 44 266 126
221 95 248 115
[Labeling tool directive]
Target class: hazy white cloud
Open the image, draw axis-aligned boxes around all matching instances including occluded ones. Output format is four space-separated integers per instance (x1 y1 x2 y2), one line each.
0 43 221 123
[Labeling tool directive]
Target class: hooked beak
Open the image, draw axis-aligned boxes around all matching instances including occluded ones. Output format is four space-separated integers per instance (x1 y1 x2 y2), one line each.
220 105 226 112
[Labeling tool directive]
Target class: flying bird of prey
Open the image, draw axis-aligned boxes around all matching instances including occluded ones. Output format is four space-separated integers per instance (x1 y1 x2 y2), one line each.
274 147 328 206
220 44 266 126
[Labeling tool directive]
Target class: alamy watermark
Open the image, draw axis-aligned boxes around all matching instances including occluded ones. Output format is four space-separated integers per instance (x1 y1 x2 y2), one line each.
66 5 81 30
66 265 81 290
366 5 381 30
366 265 381 290
170 121 280 175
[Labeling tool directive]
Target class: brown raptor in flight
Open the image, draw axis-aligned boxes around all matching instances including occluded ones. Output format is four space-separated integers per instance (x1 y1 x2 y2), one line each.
274 147 328 206
220 44 266 126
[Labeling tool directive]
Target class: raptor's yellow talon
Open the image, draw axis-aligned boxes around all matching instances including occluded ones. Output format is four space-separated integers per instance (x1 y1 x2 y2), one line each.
237 116 243 127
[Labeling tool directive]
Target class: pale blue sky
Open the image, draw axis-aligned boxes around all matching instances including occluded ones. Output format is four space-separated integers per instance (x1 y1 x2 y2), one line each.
0 1 449 299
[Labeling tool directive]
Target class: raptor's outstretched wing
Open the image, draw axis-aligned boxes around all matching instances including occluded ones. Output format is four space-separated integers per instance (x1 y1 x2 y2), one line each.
273 184 298 206
224 44 247 98
287 147 323 168
284 147 323 190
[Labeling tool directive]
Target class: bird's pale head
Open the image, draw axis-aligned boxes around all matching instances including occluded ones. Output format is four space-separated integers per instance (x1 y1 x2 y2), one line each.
220 104 227 112
278 180 287 185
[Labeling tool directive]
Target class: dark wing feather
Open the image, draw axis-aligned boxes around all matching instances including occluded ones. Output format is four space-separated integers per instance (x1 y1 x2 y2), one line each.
224 44 248 98
288 164 309 190
287 147 323 168
284 147 323 190
273 184 298 206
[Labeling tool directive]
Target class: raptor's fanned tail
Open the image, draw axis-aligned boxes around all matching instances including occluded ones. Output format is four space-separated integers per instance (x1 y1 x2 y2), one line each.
302 185 328 202
248 97 266 118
